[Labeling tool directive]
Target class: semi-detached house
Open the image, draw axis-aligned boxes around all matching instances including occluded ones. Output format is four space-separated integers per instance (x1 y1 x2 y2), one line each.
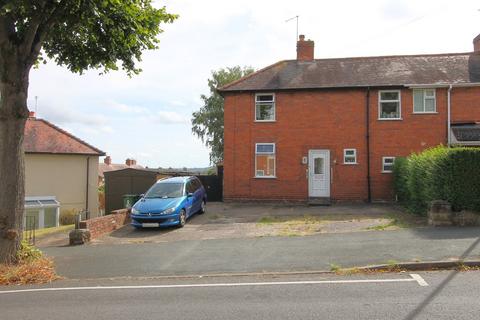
219 33 480 203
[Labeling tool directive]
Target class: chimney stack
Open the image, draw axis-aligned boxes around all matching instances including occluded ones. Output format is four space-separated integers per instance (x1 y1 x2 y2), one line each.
297 34 314 61
474 33 480 52
104 156 112 165
125 158 137 166
28 111 36 118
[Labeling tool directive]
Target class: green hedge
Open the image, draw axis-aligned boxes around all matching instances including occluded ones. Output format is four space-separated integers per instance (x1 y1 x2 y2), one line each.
393 146 480 215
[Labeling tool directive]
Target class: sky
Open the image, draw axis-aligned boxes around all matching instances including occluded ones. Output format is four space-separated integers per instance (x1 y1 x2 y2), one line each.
27 0 480 168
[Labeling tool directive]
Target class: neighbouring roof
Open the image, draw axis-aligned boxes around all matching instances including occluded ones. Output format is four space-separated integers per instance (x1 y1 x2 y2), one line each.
451 123 480 145
24 118 105 156
219 52 480 92
98 163 145 178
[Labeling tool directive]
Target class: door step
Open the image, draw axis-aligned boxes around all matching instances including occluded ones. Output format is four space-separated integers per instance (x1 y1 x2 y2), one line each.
308 197 331 206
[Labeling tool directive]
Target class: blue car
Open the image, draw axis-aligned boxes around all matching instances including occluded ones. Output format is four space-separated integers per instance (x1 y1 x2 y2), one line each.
130 176 207 229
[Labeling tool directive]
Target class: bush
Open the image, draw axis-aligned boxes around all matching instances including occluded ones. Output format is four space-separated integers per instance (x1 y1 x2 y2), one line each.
393 157 408 202
59 208 77 225
16 240 42 263
393 146 480 215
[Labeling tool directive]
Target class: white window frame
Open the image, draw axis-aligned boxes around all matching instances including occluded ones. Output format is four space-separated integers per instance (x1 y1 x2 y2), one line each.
255 143 276 178
255 93 276 122
413 89 437 114
343 149 357 165
382 157 396 173
378 90 402 120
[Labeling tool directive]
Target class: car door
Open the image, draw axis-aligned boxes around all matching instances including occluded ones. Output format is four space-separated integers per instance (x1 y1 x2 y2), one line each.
191 179 202 212
185 181 196 216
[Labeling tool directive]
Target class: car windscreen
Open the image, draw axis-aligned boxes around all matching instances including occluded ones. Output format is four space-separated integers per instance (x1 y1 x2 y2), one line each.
144 183 184 199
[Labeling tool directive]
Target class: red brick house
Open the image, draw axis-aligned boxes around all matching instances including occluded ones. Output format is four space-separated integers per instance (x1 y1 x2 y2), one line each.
219 34 480 203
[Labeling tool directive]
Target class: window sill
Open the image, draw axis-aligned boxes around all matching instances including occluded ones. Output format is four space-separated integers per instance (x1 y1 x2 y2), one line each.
254 120 276 123
253 176 277 179
412 112 438 115
381 171 393 174
378 118 403 121
343 162 358 165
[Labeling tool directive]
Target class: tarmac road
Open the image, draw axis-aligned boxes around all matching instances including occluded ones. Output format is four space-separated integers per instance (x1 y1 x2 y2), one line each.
1 271 479 320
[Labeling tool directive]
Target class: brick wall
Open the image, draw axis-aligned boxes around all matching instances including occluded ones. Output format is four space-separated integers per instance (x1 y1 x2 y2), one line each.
223 86 480 202
79 209 130 239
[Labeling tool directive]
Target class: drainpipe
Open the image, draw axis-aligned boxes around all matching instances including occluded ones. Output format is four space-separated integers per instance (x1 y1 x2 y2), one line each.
447 85 452 147
366 87 372 203
85 157 90 219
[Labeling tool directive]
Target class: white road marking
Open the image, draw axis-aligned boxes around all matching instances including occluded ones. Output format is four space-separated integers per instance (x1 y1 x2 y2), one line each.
410 273 429 286
0 275 428 294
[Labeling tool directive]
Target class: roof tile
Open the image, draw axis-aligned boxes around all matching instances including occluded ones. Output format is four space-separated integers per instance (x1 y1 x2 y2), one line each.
24 118 105 155
219 52 480 92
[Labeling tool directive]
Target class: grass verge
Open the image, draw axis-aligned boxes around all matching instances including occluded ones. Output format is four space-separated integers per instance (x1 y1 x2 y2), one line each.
23 224 74 240
258 215 324 236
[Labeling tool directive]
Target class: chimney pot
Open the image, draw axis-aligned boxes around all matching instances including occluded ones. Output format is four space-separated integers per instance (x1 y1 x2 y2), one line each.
104 156 112 165
474 33 480 52
126 158 136 166
297 35 314 61
28 111 36 118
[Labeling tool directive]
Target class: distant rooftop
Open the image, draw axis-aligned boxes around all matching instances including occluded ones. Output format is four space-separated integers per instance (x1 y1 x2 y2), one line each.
99 156 144 178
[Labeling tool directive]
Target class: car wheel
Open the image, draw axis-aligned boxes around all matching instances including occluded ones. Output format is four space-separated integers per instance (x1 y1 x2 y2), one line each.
199 200 206 214
178 209 187 228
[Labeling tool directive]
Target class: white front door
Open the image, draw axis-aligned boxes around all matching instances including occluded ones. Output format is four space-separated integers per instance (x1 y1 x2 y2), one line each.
308 150 330 197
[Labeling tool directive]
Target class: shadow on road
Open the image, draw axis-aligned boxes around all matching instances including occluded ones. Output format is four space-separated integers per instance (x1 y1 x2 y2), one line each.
410 226 480 240
404 234 480 320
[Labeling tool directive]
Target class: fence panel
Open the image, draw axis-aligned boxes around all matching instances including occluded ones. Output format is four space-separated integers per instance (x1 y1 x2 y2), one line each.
24 215 36 245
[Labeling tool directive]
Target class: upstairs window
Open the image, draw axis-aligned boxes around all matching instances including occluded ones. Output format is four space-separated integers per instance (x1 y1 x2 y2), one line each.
255 94 275 121
382 157 396 173
379 91 401 120
413 89 436 113
255 143 276 177
344 149 357 164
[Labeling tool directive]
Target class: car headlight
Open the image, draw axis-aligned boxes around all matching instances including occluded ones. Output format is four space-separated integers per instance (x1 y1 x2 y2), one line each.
161 207 176 215
131 207 139 214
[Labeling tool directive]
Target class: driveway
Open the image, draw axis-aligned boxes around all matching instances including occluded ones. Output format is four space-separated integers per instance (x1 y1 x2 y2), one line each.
90 202 423 245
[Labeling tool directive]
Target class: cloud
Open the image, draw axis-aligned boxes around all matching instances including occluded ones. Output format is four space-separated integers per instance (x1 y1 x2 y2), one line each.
105 100 148 114
106 100 189 124
381 0 413 20
80 126 115 135
170 100 188 107
151 110 189 124
36 101 108 127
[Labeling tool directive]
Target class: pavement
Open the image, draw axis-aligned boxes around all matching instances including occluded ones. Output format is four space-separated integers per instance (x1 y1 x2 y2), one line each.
2 270 480 319
43 227 480 279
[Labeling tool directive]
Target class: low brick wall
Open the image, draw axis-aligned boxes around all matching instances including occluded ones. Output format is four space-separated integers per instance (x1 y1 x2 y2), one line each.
79 209 130 239
428 200 480 227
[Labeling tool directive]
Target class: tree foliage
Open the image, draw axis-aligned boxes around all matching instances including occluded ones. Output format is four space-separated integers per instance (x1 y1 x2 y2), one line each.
0 0 177 76
191 66 254 164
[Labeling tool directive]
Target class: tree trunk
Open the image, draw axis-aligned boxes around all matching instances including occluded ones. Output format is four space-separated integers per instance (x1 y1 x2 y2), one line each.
0 55 30 264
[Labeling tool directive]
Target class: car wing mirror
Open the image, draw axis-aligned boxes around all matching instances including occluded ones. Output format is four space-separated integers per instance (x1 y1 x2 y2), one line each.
187 192 194 197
